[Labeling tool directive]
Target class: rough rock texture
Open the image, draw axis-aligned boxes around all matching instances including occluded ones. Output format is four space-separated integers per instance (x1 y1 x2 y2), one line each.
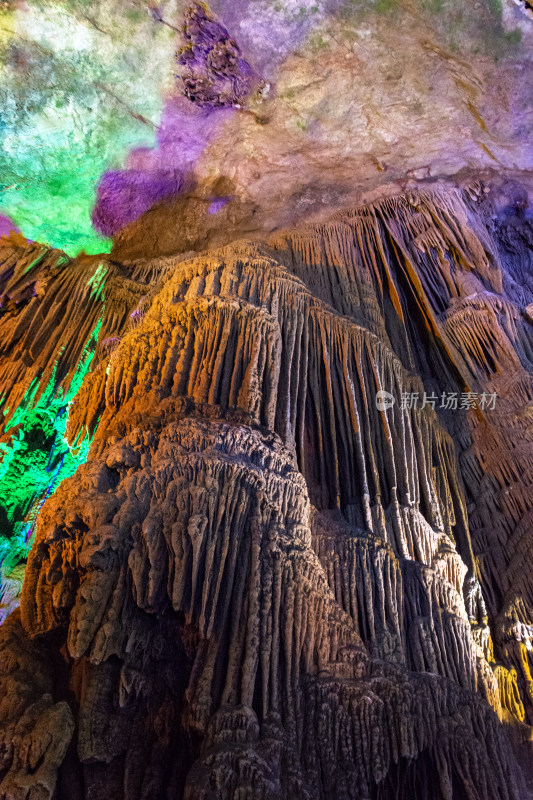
2 0 533 253
176 3 257 108
0 183 532 798
0 238 151 606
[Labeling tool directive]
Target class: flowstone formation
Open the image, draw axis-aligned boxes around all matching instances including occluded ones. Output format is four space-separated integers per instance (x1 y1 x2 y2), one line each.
0 183 532 799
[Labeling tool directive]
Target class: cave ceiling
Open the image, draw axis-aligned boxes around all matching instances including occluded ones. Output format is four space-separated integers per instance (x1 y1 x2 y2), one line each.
0 0 532 255
1 2 533 800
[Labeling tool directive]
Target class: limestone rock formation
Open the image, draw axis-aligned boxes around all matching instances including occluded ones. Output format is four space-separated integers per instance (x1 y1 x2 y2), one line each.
0 183 532 798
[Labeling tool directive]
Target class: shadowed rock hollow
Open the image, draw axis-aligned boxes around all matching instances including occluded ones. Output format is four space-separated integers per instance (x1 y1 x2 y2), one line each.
0 182 532 798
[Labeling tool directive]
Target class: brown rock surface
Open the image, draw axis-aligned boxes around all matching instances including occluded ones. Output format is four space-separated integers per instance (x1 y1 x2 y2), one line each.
0 183 532 798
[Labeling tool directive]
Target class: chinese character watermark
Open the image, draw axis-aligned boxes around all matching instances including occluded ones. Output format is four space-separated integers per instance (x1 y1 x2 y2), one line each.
375 390 498 412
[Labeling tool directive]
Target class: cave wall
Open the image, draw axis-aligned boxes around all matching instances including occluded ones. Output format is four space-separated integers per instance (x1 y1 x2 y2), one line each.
0 184 531 798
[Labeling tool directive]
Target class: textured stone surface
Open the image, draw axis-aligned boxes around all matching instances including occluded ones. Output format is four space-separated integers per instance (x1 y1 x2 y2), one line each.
1 0 532 254
0 183 532 797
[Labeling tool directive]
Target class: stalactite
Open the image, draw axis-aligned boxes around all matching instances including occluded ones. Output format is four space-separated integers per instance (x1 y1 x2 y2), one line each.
0 184 531 798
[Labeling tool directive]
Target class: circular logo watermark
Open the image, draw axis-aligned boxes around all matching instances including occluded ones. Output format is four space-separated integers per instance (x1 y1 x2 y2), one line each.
375 390 395 411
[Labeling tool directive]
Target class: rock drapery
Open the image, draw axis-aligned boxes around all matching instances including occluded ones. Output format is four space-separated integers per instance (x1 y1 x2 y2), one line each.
0 183 532 798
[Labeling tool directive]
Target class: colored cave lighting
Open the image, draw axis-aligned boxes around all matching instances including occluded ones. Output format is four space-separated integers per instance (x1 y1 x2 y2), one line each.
208 197 232 214
0 0 175 255
0 318 102 582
